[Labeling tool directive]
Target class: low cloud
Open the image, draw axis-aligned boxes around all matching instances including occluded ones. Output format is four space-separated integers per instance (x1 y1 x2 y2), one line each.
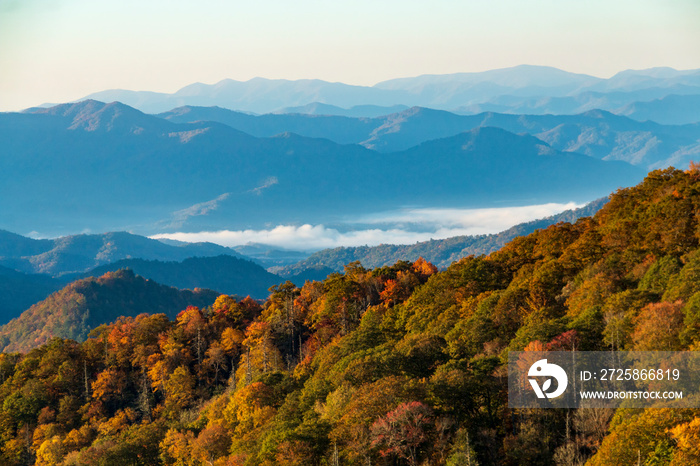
355 203 582 232
151 202 582 251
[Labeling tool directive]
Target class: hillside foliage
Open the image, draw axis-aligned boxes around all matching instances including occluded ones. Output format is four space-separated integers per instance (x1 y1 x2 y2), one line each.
0 168 700 464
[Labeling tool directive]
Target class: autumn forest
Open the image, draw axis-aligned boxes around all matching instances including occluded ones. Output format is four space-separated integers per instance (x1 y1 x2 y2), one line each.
0 167 698 465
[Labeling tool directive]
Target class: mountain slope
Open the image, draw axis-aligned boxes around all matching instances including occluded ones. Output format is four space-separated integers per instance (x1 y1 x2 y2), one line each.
382 127 642 204
360 108 700 168
231 243 310 268
0 269 219 352
374 64 602 98
0 230 54 257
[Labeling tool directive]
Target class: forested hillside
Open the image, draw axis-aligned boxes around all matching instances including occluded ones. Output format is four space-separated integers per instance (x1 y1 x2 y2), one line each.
0 167 699 464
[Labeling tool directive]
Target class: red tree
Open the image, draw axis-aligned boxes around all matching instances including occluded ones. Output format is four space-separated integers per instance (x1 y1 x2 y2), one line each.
370 401 434 465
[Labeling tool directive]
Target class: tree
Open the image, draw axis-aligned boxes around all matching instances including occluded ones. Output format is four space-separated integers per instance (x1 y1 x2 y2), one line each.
164 366 195 414
412 257 438 280
670 416 700 465
370 401 434 466
632 301 684 351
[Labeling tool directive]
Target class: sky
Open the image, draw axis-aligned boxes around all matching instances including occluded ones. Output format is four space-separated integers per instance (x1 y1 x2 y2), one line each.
1 0 699 111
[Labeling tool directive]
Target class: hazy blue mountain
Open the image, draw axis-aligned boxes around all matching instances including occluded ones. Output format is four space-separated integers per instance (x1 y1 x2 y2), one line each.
160 104 700 169
0 230 243 277
68 89 174 113
277 198 609 276
0 231 284 319
158 105 376 144
274 102 409 117
79 66 700 117
0 266 63 324
77 255 283 299
85 78 411 114
457 89 700 119
367 127 643 204
357 107 700 169
380 108 700 169
617 94 700 125
587 67 700 92
0 230 54 257
453 88 700 116
380 65 700 127
373 65 602 99
1 100 644 236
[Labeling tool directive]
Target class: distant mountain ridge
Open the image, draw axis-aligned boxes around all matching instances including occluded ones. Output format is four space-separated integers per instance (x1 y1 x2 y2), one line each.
160 105 700 169
273 103 409 118
616 94 700 125
1 100 643 236
79 65 700 123
0 230 243 276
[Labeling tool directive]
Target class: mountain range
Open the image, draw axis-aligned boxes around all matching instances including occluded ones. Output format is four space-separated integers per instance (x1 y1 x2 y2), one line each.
0 229 243 276
616 94 700 126
159 105 700 169
1 100 644 237
79 65 700 123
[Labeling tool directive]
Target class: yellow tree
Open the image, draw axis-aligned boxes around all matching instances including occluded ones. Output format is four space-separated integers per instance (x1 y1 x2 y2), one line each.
164 366 195 415
670 417 700 465
632 301 684 350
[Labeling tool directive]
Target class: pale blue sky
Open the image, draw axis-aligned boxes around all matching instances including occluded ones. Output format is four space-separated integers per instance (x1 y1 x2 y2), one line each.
1 0 699 111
